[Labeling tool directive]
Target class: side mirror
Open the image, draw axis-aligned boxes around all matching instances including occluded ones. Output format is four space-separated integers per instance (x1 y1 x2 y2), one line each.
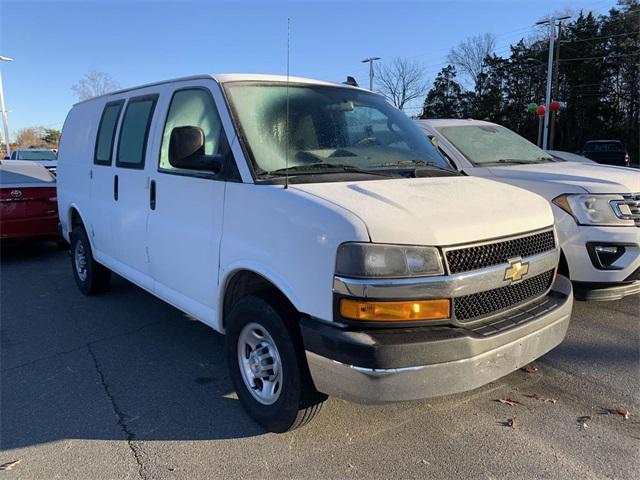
169 126 222 173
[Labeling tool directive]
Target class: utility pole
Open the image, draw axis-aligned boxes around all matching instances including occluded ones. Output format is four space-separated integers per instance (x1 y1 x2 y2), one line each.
0 55 13 158
549 18 565 149
361 57 381 91
536 16 569 150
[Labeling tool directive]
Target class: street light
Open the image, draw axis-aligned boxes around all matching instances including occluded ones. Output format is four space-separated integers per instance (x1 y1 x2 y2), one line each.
0 55 14 158
361 57 381 91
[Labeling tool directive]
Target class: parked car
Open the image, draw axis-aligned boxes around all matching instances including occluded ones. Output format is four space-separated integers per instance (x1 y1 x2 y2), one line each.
579 140 630 167
546 150 595 164
0 160 59 242
57 74 573 432
416 119 640 301
10 148 58 174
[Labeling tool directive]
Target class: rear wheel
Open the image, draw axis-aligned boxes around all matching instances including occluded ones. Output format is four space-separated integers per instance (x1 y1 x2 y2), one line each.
70 226 110 295
225 295 325 432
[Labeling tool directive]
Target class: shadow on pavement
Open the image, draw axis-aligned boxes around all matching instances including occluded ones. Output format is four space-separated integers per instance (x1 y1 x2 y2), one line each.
1 243 267 450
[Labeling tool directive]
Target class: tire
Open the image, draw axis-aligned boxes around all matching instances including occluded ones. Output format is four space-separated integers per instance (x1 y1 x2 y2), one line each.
225 295 326 432
70 226 111 295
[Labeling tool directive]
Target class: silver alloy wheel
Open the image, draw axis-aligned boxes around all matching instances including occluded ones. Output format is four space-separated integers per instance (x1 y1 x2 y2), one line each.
237 322 283 405
74 241 88 282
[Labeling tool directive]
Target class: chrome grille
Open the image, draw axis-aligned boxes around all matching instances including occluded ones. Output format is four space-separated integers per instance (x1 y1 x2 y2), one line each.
445 230 556 274
612 194 640 226
453 270 554 321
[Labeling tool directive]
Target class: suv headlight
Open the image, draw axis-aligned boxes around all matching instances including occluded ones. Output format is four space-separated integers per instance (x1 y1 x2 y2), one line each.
552 194 635 226
335 243 444 278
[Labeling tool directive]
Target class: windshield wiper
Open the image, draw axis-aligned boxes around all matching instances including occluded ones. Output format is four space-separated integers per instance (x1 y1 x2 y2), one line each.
492 157 555 165
374 159 454 172
264 162 393 177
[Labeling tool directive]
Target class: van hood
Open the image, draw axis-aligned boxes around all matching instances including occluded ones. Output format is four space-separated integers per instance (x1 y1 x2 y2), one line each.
292 176 553 246
479 162 640 198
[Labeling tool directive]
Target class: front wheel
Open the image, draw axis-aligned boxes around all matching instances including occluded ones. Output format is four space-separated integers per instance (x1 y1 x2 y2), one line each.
70 226 111 295
225 295 325 432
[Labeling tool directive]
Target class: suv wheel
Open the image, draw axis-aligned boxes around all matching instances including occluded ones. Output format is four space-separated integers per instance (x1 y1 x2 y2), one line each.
225 295 325 432
70 226 111 295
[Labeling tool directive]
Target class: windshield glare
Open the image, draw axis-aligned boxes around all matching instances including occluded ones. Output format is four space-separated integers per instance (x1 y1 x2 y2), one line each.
16 150 57 161
225 83 450 176
437 125 552 165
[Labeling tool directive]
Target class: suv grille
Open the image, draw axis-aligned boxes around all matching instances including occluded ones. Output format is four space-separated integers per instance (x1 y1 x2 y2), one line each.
613 194 640 226
454 270 554 321
446 230 556 274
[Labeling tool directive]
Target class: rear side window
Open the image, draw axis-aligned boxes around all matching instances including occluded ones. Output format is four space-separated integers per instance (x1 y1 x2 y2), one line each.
94 100 124 165
116 95 158 169
585 141 624 152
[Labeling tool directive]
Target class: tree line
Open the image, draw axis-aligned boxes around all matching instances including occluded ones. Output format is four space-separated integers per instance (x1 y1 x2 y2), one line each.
419 0 639 160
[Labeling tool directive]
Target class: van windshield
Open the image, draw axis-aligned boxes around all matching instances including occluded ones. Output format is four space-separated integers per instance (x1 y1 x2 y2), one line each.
437 124 554 166
224 83 452 179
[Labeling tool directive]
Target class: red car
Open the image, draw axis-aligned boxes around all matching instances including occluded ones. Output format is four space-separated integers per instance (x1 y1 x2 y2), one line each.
1 160 59 242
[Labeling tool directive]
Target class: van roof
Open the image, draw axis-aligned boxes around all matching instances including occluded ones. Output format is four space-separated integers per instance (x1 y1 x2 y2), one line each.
74 73 362 106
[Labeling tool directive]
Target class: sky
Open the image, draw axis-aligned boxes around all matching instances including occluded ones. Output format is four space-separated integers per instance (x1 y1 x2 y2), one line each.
0 0 620 140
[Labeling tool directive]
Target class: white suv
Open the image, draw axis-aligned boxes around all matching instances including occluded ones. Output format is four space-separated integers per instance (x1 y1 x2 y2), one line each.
417 119 640 301
57 74 572 431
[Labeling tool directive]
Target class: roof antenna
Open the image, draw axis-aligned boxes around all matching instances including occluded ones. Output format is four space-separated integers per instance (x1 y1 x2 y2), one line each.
284 17 291 190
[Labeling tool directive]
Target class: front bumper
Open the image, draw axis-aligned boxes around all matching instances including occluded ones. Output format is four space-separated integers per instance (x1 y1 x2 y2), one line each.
573 278 640 301
302 275 573 403
554 210 640 299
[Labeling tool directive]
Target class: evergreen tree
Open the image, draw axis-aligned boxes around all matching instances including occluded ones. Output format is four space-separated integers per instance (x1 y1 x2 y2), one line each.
420 66 464 118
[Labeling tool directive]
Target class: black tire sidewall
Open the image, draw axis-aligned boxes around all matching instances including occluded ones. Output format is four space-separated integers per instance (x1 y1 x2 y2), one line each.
70 227 94 295
225 296 304 433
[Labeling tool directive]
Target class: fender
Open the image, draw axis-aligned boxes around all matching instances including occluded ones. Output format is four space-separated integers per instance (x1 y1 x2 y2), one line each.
218 260 303 332
64 203 94 247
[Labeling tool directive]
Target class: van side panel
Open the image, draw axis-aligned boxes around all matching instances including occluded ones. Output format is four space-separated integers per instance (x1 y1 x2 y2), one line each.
57 101 101 242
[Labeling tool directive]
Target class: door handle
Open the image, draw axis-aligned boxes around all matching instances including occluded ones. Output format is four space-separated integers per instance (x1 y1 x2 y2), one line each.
114 175 118 201
150 180 156 210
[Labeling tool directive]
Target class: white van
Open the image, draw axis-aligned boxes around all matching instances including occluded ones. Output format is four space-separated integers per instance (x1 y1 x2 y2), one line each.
57 74 572 432
416 119 640 301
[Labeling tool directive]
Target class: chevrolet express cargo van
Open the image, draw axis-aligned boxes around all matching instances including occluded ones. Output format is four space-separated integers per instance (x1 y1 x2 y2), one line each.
416 119 640 301
57 74 573 432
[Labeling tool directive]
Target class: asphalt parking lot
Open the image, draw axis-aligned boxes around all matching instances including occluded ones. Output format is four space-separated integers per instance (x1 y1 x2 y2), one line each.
1 241 639 479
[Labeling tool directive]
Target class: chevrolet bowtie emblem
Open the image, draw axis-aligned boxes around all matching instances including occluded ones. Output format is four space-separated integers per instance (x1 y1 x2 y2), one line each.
504 259 529 283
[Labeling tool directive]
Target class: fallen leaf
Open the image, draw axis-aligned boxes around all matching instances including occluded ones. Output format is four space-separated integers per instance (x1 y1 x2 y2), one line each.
525 393 557 404
521 364 539 373
0 459 21 471
610 407 630 419
577 415 592 429
496 398 521 406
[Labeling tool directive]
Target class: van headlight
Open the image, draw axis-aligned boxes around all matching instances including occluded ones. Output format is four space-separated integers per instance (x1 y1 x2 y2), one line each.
553 194 635 226
335 243 444 278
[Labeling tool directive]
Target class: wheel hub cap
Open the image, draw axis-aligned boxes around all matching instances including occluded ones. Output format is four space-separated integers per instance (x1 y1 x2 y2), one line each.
237 322 283 405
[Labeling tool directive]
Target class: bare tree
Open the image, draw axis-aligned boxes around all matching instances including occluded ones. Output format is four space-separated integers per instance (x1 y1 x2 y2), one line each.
447 33 496 87
71 70 121 100
15 127 47 148
375 57 428 110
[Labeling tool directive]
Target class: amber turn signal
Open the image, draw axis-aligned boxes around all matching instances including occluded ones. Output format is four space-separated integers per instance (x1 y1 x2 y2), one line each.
340 298 450 322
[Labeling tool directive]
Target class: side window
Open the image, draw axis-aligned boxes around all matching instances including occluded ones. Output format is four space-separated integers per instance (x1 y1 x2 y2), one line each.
116 95 158 169
94 100 124 165
159 88 228 175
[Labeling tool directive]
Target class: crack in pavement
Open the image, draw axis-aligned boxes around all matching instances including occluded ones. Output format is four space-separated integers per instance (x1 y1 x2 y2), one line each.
1 320 163 373
86 343 147 480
